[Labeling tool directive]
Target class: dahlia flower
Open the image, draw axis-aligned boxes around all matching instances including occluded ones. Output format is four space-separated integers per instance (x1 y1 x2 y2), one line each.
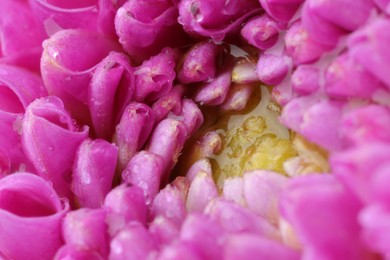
1 0 390 259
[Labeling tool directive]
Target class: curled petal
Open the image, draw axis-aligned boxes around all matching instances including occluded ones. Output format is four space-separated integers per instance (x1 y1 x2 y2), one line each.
122 151 164 205
109 222 158 260
134 48 177 102
301 0 346 46
285 21 332 65
259 0 304 23
205 199 280 239
0 0 45 71
291 65 320 95
256 53 292 86
72 138 118 208
152 85 184 124
177 99 204 137
348 18 390 89
114 102 155 172
325 52 383 99
186 158 212 183
180 213 224 260
41 29 119 124
104 184 147 231
0 173 69 260
243 170 288 225
340 105 390 146
178 41 220 84
186 171 218 213
21 97 88 199
115 0 187 62
178 0 261 41
280 174 366 260
98 0 128 37
29 0 99 36
62 208 109 258
149 216 180 246
195 59 234 106
55 245 104 260
280 97 344 151
151 177 189 226
241 15 280 50
147 118 188 182
89 52 134 139
224 233 300 260
221 83 254 111
0 64 47 113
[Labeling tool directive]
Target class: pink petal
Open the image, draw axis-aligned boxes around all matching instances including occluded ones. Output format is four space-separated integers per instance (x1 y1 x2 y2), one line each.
224 233 300 260
109 222 158 260
259 0 304 23
122 151 164 205
256 53 292 86
21 97 89 199
177 99 204 137
186 171 218 213
41 29 119 125
0 173 69 260
62 208 109 258
72 138 118 208
114 102 155 172
88 51 135 139
151 84 184 124
54 245 104 260
291 65 320 95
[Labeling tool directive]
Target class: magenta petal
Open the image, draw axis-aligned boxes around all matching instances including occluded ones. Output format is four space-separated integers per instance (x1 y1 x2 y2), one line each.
256 53 292 86
243 170 288 225
360 205 390 256
325 52 383 99
149 216 180 246
241 15 280 50
89 51 134 139
134 48 177 102
109 222 158 260
0 173 69 260
0 0 45 71
301 0 346 46
340 105 390 146
72 138 118 208
104 184 147 228
0 64 47 113
331 143 390 203
178 41 220 84
205 199 280 239
41 29 119 124
115 0 187 62
29 0 99 36
180 213 224 260
0 112 35 173
291 65 320 95
62 208 109 258
114 102 155 172
221 83 254 111
285 21 332 65
224 233 300 260
158 241 203 260
21 96 89 199
186 171 218 213
55 245 104 260
152 84 184 124
122 151 164 205
259 0 304 23
178 99 204 137
280 174 366 259
97 0 127 37
195 60 234 106
151 177 189 226
178 0 261 41
147 118 188 182
348 18 390 89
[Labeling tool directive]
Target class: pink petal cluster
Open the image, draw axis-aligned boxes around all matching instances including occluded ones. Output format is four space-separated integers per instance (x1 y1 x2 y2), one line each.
0 0 390 259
